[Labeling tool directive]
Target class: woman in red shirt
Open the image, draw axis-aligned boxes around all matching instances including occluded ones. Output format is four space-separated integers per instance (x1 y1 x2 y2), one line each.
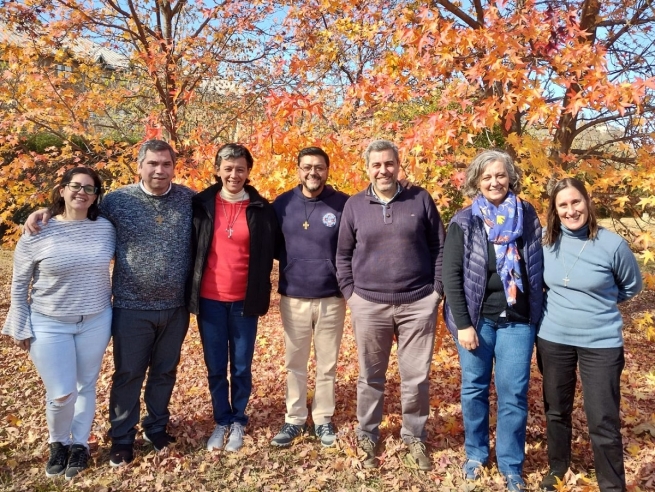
188 144 278 452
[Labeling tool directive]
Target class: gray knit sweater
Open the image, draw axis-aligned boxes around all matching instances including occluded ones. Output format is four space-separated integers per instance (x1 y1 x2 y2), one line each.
100 183 195 310
2 218 115 340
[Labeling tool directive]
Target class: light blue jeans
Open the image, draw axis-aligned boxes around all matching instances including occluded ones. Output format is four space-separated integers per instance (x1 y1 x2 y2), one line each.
456 317 535 476
30 308 112 447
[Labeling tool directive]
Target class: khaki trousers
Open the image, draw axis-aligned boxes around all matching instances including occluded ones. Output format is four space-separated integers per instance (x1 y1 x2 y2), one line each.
280 295 346 425
348 291 439 444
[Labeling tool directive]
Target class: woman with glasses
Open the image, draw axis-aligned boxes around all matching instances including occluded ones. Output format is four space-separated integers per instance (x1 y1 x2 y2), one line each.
2 167 115 480
188 143 278 453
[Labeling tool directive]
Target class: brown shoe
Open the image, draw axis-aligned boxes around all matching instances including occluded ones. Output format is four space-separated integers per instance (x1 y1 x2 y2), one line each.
357 436 378 469
407 439 432 471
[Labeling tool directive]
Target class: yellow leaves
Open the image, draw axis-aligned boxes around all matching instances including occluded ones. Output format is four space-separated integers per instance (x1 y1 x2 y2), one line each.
626 442 642 457
637 197 655 210
640 250 655 266
6 413 22 426
646 371 655 385
496 215 506 225
612 196 630 211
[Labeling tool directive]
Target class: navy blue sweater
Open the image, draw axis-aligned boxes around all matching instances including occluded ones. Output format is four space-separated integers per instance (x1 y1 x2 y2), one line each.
273 185 349 298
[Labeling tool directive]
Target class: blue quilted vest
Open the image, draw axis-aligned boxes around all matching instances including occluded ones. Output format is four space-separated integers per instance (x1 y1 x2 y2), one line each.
443 201 544 337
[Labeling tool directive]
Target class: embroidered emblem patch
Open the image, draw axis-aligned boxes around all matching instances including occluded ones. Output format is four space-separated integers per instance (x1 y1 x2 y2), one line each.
322 213 337 227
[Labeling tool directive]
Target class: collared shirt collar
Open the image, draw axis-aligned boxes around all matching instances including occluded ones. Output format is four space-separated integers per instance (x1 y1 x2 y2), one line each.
139 181 172 196
369 182 401 205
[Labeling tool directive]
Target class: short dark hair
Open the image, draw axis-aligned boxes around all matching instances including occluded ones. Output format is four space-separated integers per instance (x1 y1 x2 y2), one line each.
297 147 329 167
215 143 254 169
137 139 176 166
544 177 598 246
49 167 104 221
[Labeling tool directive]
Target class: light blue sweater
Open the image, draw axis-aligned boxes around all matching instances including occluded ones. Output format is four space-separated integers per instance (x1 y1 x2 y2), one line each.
539 225 642 348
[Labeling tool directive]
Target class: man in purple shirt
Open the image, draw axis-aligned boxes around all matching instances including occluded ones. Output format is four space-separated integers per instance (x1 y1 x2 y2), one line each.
336 139 445 471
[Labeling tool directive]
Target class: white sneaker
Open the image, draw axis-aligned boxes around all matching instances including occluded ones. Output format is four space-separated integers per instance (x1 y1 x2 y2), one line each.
224 423 245 452
207 424 229 451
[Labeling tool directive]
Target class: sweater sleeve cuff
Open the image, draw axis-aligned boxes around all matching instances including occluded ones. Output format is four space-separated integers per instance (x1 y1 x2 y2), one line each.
341 284 354 300
433 281 444 298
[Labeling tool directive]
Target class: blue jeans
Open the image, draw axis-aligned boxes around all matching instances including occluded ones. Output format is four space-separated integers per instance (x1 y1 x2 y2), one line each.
456 317 535 476
198 298 259 426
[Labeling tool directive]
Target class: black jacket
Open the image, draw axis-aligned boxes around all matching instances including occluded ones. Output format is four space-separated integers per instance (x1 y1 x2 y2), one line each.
187 182 278 316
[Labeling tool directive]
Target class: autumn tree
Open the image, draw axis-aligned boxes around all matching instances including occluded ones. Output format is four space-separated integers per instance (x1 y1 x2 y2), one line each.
247 1 655 292
0 0 289 238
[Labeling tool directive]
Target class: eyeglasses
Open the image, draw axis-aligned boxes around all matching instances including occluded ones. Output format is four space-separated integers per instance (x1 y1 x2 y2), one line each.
299 165 327 173
65 182 98 195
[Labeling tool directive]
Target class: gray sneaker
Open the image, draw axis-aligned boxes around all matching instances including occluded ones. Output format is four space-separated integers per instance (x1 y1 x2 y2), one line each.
315 422 337 447
357 436 378 469
224 423 245 452
207 424 230 451
270 423 307 447
407 439 432 471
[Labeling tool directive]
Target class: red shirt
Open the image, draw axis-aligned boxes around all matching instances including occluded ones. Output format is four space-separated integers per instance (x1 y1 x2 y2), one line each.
200 197 250 301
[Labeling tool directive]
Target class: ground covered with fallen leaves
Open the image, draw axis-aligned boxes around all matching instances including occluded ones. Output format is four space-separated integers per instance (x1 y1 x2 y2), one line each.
0 249 654 492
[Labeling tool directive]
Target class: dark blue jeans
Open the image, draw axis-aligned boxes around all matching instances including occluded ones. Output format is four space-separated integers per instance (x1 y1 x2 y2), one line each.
198 298 259 426
537 337 625 492
456 318 535 477
109 306 190 444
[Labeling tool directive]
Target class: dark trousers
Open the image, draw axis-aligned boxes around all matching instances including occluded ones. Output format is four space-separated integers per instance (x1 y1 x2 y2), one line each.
109 306 190 444
537 337 626 492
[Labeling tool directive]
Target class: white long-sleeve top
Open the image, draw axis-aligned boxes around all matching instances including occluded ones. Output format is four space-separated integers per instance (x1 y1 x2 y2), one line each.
2 218 115 340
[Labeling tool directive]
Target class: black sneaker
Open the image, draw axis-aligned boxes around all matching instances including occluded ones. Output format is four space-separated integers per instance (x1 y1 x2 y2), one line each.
143 431 175 451
45 442 70 477
109 443 134 467
65 444 89 480
539 468 567 491
270 423 307 447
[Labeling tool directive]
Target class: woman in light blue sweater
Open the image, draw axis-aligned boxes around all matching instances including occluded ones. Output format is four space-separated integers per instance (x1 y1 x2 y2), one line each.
538 178 642 492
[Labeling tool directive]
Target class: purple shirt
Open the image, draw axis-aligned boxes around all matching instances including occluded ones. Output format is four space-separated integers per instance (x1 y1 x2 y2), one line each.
336 184 445 304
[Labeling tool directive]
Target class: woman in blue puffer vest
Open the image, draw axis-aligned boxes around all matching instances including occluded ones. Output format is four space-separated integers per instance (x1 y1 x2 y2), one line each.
443 149 543 492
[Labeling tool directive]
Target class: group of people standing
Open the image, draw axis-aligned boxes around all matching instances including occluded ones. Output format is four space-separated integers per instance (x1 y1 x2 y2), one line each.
2 139 642 492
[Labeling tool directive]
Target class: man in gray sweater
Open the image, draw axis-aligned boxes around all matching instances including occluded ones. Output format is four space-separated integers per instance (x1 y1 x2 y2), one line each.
103 140 194 465
336 139 445 471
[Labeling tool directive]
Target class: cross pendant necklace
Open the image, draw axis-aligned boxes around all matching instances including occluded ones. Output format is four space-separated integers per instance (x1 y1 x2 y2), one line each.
220 190 245 239
303 200 317 230
561 239 589 288
145 194 166 225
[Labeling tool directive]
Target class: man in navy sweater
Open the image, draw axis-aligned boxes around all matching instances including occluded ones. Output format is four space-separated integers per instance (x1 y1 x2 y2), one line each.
270 147 349 448
336 139 445 470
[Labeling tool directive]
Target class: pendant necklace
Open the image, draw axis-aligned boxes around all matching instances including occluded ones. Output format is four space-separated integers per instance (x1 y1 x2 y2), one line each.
303 200 317 230
221 191 245 238
561 239 589 287
145 195 166 225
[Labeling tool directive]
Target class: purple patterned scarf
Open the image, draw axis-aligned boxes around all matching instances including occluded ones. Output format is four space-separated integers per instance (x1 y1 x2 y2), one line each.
472 191 524 305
